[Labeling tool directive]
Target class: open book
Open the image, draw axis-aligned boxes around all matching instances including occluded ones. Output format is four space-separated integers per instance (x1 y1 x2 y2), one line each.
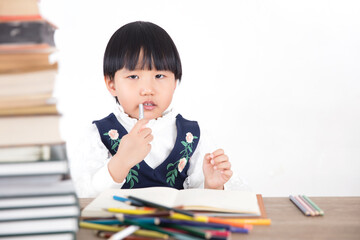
81 187 261 218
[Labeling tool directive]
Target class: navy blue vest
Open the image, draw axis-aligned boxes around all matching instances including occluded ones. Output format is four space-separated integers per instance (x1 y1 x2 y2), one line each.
93 113 200 190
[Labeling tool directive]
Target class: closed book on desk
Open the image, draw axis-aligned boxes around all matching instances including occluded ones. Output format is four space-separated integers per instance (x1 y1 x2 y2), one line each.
0 19 56 47
0 179 76 198
0 160 68 177
0 93 55 110
0 51 57 73
0 114 63 147
0 0 41 21
0 143 66 163
0 194 78 210
0 204 80 222
0 69 57 98
81 187 261 218
0 217 78 237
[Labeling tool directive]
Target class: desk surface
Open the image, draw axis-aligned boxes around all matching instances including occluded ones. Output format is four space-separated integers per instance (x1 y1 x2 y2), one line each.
78 197 360 240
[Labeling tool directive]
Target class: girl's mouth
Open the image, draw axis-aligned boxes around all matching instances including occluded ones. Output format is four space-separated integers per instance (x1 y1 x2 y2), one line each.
142 101 156 110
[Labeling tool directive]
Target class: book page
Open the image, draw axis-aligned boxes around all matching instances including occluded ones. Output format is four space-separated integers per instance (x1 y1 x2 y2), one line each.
175 188 260 214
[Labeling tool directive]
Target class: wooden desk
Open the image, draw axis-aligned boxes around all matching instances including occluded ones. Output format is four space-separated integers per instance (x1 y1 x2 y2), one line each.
77 197 360 240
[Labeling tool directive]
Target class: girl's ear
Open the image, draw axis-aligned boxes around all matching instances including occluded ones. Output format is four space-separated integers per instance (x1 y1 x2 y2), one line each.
104 76 117 96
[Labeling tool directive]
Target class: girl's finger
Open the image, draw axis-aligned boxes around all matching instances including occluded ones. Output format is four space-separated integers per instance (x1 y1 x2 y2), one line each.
139 128 152 138
214 161 231 170
145 133 154 143
221 169 233 178
213 154 228 164
130 118 149 134
212 149 224 158
204 153 213 161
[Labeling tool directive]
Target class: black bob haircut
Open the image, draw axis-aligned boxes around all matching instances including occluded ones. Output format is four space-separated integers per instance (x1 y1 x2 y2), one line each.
103 21 182 81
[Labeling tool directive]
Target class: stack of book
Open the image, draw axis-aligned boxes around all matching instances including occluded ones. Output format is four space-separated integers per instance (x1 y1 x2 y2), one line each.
0 0 79 239
80 187 271 239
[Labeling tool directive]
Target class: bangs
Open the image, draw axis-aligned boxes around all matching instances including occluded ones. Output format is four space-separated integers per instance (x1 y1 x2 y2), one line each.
104 21 182 80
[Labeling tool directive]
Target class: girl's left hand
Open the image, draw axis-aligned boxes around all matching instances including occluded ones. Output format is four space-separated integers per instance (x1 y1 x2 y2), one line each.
203 149 233 189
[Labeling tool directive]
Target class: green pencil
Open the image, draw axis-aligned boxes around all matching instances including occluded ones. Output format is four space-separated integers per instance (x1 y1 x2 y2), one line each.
302 195 324 215
164 223 212 239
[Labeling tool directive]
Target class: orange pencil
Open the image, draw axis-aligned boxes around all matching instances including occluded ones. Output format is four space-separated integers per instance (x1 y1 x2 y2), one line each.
220 218 271 226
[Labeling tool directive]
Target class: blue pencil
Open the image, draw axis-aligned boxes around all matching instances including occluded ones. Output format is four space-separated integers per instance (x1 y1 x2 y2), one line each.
113 195 144 207
289 195 311 216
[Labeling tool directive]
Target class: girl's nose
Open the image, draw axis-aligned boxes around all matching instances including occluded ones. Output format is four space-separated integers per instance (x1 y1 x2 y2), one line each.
140 88 154 96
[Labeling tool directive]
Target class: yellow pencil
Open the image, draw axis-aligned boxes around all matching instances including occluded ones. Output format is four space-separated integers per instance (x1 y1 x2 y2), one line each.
223 218 272 225
170 212 208 222
80 221 169 239
80 221 124 232
105 208 156 215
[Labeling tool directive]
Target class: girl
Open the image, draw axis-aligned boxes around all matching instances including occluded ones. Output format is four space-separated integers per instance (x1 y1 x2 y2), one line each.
71 21 246 197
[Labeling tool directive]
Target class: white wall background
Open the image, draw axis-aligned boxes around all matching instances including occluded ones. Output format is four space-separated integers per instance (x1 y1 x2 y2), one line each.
39 0 360 196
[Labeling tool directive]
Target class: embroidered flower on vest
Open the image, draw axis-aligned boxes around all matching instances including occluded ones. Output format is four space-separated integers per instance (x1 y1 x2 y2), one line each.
178 158 187 173
103 129 121 152
186 132 194 143
166 132 198 186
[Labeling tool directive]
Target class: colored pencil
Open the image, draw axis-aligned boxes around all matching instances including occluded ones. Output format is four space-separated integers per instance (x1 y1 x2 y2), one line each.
109 225 140 240
169 213 252 230
204 229 230 237
105 208 156 215
218 218 271 226
80 221 169 239
295 195 315 216
289 195 310 216
85 219 122 225
116 214 157 225
128 195 195 217
157 217 248 233
302 195 324 215
118 211 171 218
170 212 208 222
163 223 212 239
113 195 145 207
80 221 125 232
207 217 253 230
299 195 319 215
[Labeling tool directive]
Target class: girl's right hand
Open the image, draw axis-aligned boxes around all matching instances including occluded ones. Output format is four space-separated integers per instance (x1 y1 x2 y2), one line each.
108 119 153 183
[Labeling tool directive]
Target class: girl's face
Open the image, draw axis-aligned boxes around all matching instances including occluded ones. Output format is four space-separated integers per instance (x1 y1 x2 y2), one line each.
105 67 177 120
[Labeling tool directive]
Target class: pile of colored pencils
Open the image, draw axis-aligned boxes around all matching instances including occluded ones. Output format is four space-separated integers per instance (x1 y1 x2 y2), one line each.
80 195 271 240
289 195 324 216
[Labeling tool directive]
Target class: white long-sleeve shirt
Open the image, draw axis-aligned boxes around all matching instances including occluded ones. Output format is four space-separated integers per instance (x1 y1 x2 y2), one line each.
69 105 249 197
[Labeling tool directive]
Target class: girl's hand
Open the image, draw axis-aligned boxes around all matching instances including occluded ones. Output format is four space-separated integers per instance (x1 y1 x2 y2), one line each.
108 119 153 182
203 149 233 189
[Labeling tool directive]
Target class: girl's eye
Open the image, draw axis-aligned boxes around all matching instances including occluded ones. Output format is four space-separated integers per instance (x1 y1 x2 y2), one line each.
155 74 165 79
128 75 139 80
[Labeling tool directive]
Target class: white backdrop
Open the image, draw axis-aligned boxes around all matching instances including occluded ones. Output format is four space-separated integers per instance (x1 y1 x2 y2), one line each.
39 0 360 196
